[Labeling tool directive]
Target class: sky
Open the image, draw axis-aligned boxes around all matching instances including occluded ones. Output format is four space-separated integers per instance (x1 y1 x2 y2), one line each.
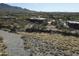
7 3 79 12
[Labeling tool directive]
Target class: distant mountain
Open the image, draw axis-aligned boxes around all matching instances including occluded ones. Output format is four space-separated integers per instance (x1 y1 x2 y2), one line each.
0 3 35 14
0 3 22 9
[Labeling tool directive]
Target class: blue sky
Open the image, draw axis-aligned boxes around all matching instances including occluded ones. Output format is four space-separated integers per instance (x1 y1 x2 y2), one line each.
7 3 79 12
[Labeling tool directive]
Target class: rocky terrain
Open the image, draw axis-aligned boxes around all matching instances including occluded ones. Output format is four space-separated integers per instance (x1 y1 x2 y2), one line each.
21 32 79 56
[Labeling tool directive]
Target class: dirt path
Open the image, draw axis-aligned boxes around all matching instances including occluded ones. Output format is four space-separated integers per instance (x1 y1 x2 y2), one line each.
0 30 28 56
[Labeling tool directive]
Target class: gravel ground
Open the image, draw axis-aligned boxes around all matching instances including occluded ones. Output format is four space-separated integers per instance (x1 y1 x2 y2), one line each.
0 30 27 56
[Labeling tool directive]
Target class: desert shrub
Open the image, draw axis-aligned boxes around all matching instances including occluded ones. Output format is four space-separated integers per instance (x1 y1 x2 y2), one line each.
0 36 3 41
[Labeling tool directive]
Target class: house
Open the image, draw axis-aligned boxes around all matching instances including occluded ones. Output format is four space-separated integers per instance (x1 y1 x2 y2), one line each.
26 17 47 24
66 21 79 29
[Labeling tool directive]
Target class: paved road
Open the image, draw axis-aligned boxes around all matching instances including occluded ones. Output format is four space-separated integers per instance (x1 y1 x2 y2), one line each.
0 30 27 56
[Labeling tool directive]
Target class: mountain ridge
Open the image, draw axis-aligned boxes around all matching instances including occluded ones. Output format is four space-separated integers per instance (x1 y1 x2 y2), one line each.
0 3 35 13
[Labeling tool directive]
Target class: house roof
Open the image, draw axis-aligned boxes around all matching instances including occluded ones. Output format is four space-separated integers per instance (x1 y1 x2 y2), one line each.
30 17 46 20
67 21 79 24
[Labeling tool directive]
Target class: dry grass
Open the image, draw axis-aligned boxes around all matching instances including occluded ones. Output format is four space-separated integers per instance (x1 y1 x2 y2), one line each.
21 32 79 56
0 36 8 56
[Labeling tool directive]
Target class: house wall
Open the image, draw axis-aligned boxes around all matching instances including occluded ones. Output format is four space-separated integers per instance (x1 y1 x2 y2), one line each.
67 22 79 29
